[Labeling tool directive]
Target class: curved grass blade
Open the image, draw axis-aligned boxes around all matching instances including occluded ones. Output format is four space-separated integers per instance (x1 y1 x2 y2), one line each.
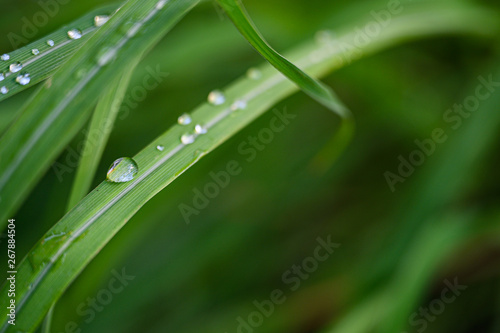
216 0 355 170
67 66 136 210
0 5 117 103
0 0 200 228
0 2 498 332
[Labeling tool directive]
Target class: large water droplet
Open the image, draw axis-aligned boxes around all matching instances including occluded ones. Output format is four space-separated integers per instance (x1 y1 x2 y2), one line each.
9 62 22 73
1 86 8 95
231 100 247 111
181 133 195 145
246 68 262 80
177 113 192 125
156 145 165 151
0 73 4 81
16 74 30 86
208 90 226 105
67 29 82 40
194 124 207 135
1 54 9 61
47 39 55 47
32 49 40 55
94 15 110 27
106 157 139 183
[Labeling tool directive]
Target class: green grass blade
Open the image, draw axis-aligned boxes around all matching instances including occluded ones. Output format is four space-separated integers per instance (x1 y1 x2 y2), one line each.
67 66 136 210
42 65 137 332
216 0 351 119
216 0 355 171
0 5 117 103
0 0 200 228
0 2 498 332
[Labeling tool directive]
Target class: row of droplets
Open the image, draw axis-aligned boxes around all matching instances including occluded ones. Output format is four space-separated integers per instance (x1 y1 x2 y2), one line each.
107 68 263 183
0 15 110 95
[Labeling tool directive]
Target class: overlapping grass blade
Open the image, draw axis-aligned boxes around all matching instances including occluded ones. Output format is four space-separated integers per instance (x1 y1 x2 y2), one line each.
0 5 117 103
216 0 355 169
67 66 136 210
0 0 200 228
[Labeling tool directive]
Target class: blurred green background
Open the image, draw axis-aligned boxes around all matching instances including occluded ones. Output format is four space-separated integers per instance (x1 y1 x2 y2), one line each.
1 0 500 332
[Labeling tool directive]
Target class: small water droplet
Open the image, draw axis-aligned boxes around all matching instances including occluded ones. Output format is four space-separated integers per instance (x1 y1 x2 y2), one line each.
1 54 9 61
208 90 226 105
47 39 55 47
231 100 247 111
67 29 82 40
9 62 22 73
246 68 262 80
177 113 192 125
32 49 40 55
106 157 139 183
1 86 8 95
156 0 168 9
16 73 30 85
0 73 4 81
181 133 195 145
194 124 207 135
94 15 110 27
315 30 333 44
156 145 165 151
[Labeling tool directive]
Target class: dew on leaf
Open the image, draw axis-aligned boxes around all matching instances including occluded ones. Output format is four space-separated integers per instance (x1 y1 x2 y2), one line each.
177 113 192 125
106 157 139 183
67 29 82 40
208 90 226 105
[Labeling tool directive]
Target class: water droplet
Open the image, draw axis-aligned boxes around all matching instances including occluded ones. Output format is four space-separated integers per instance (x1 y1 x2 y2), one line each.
208 90 226 105
194 124 207 135
32 48 40 55
181 133 195 145
0 73 4 81
231 100 247 111
16 74 30 85
106 157 139 183
1 86 8 95
156 145 165 151
1 54 9 61
177 113 192 125
67 29 82 40
47 39 55 47
9 62 22 73
246 68 262 80
156 0 168 9
315 30 334 44
94 15 110 27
